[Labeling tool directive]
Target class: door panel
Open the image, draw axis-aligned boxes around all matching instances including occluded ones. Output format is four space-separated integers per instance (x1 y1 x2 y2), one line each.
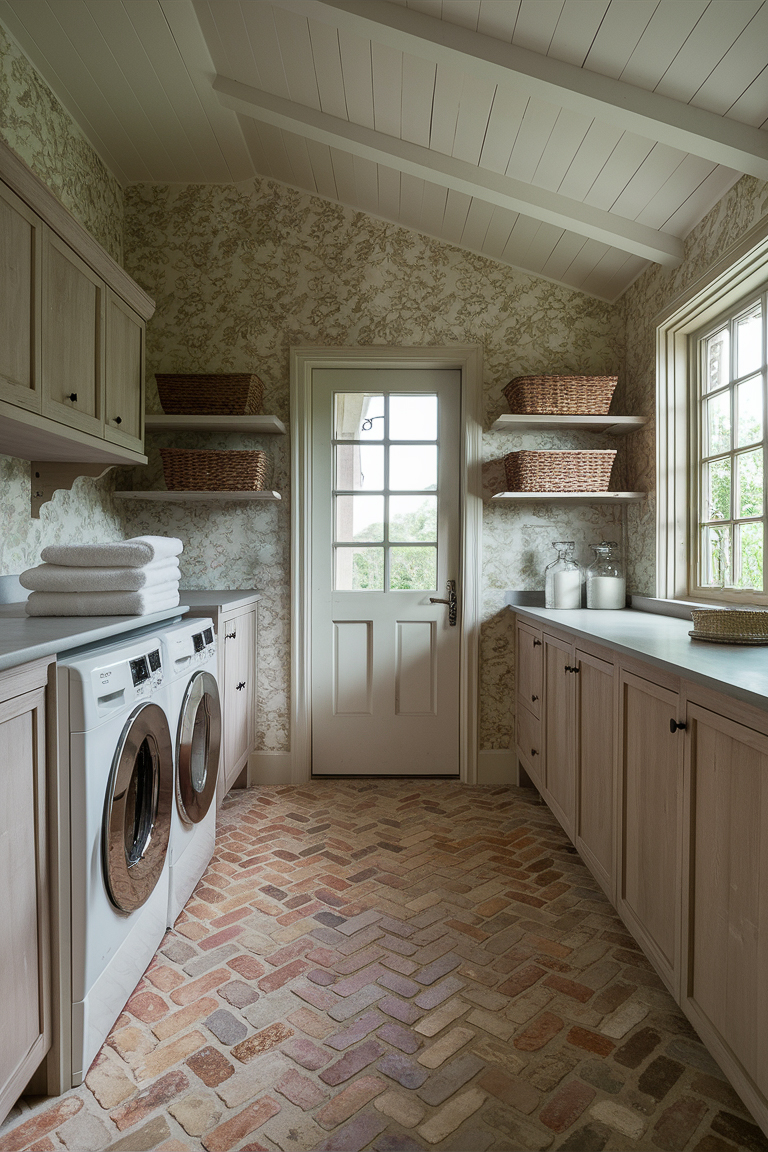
311 370 461 775
575 649 615 897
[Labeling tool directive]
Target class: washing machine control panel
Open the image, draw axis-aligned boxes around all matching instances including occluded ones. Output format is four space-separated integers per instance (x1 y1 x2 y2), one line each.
65 634 167 732
165 624 216 674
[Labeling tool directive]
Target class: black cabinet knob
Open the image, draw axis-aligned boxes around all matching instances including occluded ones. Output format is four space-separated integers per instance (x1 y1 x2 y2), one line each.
670 718 687 732
226 631 237 639
531 748 538 756
114 416 122 424
531 694 538 702
68 392 77 402
236 681 246 691
533 639 542 647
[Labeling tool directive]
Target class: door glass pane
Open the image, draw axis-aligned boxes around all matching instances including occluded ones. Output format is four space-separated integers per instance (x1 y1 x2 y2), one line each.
390 445 437 490
705 328 729 392
702 525 731 586
390 394 437 440
737 375 762 446
737 522 763 590
705 391 730 455
335 495 384 542
390 546 437 590
334 393 384 440
190 706 208 793
703 458 731 522
336 547 384 590
336 445 384 491
737 307 762 378
124 739 157 867
389 496 437 542
737 448 763 518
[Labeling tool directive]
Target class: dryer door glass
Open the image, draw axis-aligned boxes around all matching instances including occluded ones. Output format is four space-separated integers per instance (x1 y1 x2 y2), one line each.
104 701 173 913
177 670 221 825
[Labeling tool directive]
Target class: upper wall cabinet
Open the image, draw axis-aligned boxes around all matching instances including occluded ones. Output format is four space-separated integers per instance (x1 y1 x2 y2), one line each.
0 138 153 466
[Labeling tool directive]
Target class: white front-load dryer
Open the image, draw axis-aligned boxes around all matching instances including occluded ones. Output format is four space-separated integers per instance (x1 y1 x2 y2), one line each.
60 629 175 1085
161 618 221 927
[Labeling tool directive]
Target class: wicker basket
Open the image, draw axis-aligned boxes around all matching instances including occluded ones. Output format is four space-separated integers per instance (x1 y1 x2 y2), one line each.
160 448 272 492
504 375 618 416
503 450 616 492
690 608 768 643
155 373 264 415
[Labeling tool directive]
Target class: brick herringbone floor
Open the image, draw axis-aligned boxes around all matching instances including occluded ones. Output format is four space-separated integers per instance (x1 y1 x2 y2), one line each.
1 780 767 1152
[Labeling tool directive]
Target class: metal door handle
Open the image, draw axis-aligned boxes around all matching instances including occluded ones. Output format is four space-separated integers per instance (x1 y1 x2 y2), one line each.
236 681 246 691
429 579 457 626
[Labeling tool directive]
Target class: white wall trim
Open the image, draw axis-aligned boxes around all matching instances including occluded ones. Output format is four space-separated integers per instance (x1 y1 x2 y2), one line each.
290 344 483 785
477 748 517 787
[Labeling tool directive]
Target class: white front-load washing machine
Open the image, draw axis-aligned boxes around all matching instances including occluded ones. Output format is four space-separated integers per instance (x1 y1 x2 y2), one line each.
161 617 221 927
60 629 175 1085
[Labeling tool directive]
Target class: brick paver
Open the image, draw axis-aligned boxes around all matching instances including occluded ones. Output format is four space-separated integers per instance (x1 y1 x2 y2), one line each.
2 780 765 1152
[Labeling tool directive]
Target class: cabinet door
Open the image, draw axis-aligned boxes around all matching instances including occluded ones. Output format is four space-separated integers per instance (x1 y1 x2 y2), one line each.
516 703 543 791
683 703 768 1110
0 684 49 1122
0 181 41 413
222 608 256 792
575 648 615 899
516 621 542 718
103 289 143 452
41 230 104 437
618 670 682 993
543 632 574 837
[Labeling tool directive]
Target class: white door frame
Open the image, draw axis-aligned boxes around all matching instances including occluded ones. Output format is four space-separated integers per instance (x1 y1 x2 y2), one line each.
290 345 483 784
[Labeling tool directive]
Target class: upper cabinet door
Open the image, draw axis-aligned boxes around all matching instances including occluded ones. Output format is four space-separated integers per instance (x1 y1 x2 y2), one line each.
0 182 41 413
104 289 144 453
41 229 104 437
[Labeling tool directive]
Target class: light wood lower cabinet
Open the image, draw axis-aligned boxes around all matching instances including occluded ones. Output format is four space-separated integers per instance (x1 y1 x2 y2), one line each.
542 633 575 837
617 669 683 994
573 649 615 898
221 606 257 797
0 660 51 1124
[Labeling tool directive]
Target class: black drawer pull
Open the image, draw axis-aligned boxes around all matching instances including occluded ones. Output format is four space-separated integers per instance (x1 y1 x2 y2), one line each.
114 416 122 424
531 694 538 702
670 718 686 732
68 392 77 402
564 665 580 673
226 631 237 639
236 681 246 691
530 748 538 756
533 639 542 647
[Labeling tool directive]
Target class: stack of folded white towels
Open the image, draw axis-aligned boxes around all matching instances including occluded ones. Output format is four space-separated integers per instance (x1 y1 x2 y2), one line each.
21 536 183 616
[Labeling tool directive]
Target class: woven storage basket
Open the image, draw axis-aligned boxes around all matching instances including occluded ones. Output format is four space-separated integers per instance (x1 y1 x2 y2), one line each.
504 375 618 416
504 450 616 492
155 373 264 415
690 608 768 641
160 448 272 492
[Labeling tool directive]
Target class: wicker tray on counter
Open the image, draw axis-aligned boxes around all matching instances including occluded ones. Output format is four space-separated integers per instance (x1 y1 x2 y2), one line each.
689 607 768 644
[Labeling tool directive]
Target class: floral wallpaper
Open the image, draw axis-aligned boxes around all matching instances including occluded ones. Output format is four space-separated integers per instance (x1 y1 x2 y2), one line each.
620 174 768 595
0 17 127 583
123 178 624 753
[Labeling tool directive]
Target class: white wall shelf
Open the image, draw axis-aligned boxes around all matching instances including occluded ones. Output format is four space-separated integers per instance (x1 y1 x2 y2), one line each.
114 490 281 502
492 491 646 503
490 414 648 434
144 415 286 434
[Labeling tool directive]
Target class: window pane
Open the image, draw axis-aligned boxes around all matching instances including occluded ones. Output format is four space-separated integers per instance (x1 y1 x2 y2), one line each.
703 458 731 522
390 445 437 490
737 448 763 518
336 445 384 491
705 391 730 455
334 393 384 440
702 525 731 586
335 547 384 590
737 522 763 590
389 496 437 541
390 546 437 590
705 328 729 393
737 375 762 447
335 495 384 542
737 307 762 378
390 395 437 440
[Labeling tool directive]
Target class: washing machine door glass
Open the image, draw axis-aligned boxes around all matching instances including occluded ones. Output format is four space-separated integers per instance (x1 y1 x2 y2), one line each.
177 670 221 825
104 701 173 913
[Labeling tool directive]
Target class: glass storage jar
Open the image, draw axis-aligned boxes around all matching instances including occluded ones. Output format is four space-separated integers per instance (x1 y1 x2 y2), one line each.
544 541 583 609
586 540 626 609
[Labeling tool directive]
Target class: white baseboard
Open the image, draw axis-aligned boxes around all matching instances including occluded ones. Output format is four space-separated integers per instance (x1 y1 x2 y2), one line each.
247 751 293 785
477 748 517 786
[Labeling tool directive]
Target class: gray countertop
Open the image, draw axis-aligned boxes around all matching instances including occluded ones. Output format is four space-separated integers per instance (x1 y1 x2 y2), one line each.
509 602 768 713
0 602 190 673
181 589 262 613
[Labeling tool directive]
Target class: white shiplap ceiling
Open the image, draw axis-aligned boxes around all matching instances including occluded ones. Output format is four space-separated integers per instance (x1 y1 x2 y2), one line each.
1 0 767 301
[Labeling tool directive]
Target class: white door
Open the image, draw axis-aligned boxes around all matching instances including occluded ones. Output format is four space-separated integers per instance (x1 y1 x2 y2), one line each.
311 369 461 775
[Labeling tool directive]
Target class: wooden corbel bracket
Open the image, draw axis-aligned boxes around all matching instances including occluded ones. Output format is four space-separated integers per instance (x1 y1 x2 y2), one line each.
31 462 115 518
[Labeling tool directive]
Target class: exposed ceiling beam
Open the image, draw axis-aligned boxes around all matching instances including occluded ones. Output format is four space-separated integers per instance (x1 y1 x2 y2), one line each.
214 75 683 267
271 0 768 182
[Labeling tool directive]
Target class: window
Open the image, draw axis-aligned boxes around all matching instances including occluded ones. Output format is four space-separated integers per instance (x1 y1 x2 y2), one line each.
693 289 767 597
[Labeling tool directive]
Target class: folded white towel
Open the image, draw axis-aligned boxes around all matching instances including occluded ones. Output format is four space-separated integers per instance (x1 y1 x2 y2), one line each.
20 557 181 593
25 584 180 617
40 535 183 569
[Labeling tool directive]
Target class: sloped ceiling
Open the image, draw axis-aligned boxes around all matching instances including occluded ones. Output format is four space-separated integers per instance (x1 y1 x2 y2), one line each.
2 0 767 300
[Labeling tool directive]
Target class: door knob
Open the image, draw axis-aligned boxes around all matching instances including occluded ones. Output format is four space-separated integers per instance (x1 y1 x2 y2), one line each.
429 579 457 626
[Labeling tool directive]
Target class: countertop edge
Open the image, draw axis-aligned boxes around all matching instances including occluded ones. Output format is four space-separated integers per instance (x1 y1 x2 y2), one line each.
181 589 262 613
510 604 768 714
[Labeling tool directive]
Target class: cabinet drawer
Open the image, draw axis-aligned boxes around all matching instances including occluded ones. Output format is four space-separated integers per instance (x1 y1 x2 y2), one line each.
516 621 543 718
516 702 542 777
